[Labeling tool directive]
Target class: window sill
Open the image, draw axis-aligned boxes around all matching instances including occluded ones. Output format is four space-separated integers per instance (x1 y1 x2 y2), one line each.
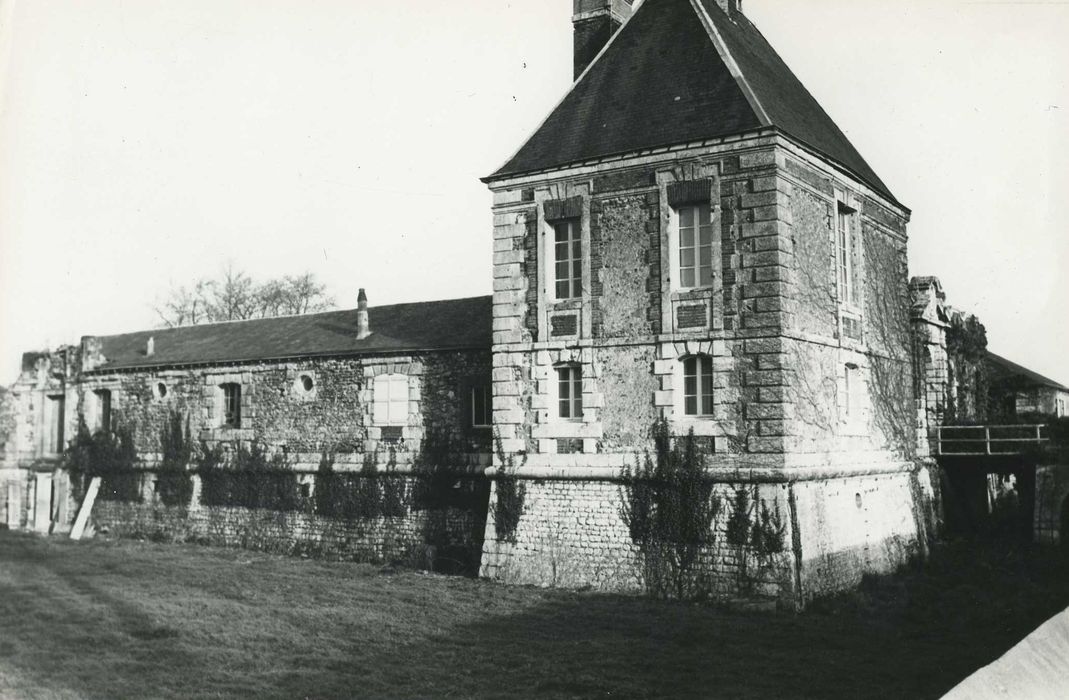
670 419 723 437
532 422 602 439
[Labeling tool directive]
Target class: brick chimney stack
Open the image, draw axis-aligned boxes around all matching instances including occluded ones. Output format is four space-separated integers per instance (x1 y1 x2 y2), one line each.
572 0 634 80
356 289 371 340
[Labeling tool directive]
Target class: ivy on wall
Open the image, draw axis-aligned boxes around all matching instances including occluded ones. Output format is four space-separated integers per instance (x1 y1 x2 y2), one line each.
197 441 303 512
157 411 194 507
492 432 526 544
65 419 142 503
945 312 991 424
620 420 720 600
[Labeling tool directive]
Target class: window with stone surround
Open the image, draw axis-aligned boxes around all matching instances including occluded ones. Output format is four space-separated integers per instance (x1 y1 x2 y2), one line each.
94 389 112 432
373 374 409 426
553 219 582 300
470 385 491 428
843 363 862 423
221 383 241 428
45 395 64 455
556 365 583 420
676 204 714 289
682 355 714 417
837 202 855 305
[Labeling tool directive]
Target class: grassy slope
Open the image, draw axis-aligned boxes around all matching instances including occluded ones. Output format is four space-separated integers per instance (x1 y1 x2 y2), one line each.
0 532 1066 700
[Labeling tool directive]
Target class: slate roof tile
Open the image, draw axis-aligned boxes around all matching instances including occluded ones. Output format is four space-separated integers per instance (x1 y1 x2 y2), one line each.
92 296 492 371
488 0 898 205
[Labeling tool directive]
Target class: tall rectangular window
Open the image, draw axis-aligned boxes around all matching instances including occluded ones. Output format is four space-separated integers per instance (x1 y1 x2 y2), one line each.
554 220 582 299
837 204 855 305
683 355 714 417
844 364 861 421
678 204 714 288
471 385 492 428
95 389 112 432
373 374 409 426
45 395 64 454
557 365 583 420
221 383 241 428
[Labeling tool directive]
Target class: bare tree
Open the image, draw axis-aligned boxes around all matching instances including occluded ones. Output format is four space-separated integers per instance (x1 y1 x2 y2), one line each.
154 266 335 328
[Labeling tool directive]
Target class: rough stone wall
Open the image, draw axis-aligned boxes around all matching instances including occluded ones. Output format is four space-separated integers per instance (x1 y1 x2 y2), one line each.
69 349 491 469
90 480 483 567
481 476 795 604
490 141 800 463
781 155 916 466
484 137 926 602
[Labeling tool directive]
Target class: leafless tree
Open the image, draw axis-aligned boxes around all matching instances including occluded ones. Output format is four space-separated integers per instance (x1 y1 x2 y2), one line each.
154 265 335 328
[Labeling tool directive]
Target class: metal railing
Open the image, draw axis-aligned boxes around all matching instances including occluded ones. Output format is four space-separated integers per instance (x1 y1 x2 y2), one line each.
934 424 1048 457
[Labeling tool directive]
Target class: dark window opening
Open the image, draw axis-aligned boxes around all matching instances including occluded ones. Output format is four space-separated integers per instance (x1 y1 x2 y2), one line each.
221 383 241 428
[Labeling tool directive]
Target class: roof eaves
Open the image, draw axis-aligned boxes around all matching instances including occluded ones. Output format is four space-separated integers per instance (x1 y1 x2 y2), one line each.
484 127 776 186
87 343 491 375
773 128 909 214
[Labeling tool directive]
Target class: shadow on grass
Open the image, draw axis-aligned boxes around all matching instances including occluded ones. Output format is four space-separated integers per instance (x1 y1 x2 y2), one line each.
1 531 1067 700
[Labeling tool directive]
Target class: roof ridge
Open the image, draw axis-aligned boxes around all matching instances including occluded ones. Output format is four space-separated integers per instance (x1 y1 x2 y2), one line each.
99 294 493 340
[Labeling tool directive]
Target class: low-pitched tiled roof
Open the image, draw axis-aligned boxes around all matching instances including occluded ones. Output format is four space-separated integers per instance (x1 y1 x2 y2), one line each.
93 296 492 371
986 352 1069 393
487 0 898 205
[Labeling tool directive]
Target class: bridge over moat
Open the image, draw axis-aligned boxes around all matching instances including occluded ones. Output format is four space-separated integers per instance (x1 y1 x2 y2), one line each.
933 424 1069 544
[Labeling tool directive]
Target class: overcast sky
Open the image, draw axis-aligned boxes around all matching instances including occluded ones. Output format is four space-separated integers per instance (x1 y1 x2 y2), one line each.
1 0 1066 386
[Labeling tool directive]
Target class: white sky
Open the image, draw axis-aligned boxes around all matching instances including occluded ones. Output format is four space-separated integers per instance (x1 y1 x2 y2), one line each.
0 0 1066 386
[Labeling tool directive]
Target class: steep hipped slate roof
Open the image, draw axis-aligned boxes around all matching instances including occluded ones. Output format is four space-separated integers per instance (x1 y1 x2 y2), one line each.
93 296 492 371
488 0 897 204
986 352 1069 393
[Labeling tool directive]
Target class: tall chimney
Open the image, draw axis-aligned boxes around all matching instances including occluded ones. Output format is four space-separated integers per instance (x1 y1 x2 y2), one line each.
356 289 371 340
572 0 634 80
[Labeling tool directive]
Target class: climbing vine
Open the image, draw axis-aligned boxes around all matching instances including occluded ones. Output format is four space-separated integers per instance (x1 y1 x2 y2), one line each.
65 418 142 503
156 411 194 507
492 432 526 544
725 484 786 594
620 420 720 600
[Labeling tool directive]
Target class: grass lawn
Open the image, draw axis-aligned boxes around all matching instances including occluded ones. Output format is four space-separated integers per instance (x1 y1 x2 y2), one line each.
1 531 1067 699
